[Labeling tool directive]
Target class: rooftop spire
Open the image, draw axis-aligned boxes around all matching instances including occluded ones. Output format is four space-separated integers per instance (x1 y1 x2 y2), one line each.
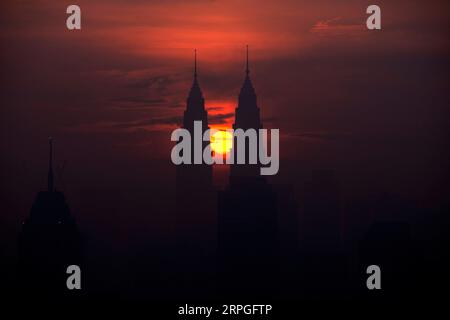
238 45 257 109
187 49 204 109
246 45 249 75
47 137 54 192
194 49 197 79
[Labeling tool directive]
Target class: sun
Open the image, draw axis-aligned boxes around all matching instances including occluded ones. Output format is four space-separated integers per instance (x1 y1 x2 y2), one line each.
211 130 233 155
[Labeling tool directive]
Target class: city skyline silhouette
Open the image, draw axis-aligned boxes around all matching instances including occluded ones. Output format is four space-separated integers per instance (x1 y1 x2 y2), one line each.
1 0 449 314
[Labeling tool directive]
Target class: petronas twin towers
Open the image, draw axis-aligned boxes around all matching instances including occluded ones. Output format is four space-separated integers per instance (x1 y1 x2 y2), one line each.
175 47 279 298
178 46 264 188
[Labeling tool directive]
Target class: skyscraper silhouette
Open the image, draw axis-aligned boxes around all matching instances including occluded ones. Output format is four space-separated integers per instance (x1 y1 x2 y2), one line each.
175 51 216 297
229 45 264 182
218 47 279 298
177 50 212 188
17 138 82 300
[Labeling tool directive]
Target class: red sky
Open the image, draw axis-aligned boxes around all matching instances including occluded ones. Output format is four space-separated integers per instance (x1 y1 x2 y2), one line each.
1 0 449 196
2 0 448 136
0 0 449 271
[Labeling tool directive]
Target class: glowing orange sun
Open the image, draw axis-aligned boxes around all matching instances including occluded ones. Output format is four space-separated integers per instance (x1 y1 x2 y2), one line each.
211 130 233 155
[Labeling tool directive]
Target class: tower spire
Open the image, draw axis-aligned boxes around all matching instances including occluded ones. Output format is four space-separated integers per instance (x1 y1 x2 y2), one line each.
194 49 197 79
238 45 257 109
48 137 54 192
246 45 249 75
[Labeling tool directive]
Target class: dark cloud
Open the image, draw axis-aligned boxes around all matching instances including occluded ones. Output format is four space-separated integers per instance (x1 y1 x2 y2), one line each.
209 113 234 124
110 97 167 107
111 115 181 129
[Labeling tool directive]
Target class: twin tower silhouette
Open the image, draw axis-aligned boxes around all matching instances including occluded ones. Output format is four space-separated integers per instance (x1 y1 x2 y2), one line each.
175 47 281 298
178 46 269 180
173 47 279 175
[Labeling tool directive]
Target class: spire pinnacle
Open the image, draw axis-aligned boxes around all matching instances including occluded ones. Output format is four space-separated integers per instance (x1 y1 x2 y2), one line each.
48 137 54 192
246 45 249 75
194 49 197 79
